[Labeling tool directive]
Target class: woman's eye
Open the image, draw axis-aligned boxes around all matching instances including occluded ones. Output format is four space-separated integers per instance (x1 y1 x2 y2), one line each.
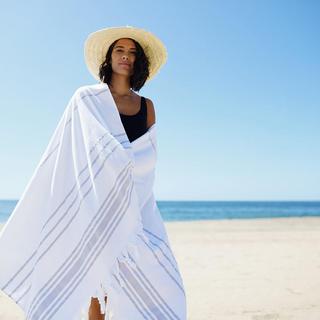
116 49 136 55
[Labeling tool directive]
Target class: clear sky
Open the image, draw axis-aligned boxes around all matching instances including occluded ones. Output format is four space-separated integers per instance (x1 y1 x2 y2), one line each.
0 0 319 201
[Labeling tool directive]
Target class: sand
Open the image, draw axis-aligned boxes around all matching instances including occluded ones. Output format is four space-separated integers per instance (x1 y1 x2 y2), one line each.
1 216 320 319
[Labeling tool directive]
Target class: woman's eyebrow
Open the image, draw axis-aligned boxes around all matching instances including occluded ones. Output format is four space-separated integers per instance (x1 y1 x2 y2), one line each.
114 45 136 50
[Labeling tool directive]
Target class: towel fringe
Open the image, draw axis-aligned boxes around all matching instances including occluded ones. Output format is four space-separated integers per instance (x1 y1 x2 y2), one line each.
79 296 91 320
77 223 151 320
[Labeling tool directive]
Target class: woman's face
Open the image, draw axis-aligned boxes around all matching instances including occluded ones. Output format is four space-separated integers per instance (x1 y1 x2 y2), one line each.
110 38 137 77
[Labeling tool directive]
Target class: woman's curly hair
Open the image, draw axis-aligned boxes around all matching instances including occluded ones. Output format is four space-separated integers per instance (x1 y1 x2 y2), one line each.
99 38 150 92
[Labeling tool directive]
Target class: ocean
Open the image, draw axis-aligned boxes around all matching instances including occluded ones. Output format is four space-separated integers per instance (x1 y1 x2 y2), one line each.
0 200 319 223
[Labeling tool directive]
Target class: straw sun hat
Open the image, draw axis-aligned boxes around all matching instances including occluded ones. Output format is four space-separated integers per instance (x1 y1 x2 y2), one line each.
84 25 168 82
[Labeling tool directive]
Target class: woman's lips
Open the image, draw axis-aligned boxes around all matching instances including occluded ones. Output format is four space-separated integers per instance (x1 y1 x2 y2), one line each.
119 63 130 67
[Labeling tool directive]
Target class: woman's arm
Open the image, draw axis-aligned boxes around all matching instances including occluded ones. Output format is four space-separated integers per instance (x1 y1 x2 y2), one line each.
145 98 156 129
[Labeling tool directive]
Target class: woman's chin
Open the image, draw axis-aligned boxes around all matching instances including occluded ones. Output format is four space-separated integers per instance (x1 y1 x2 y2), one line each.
113 70 132 77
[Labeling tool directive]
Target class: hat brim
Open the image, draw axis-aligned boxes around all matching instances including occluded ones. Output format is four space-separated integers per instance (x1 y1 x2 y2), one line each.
84 25 168 83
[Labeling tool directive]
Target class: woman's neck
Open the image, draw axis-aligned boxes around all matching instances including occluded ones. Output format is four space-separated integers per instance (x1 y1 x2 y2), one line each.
109 76 132 97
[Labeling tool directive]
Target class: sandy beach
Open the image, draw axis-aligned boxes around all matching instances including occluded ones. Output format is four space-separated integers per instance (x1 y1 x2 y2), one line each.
1 217 320 319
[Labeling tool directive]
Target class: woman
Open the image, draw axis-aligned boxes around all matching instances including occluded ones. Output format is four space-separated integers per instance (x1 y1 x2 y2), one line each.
0 26 186 320
87 33 155 320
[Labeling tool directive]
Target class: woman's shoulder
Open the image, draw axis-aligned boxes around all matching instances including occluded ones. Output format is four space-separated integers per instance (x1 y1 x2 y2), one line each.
133 93 154 109
139 95 156 128
65 83 109 114
73 83 107 98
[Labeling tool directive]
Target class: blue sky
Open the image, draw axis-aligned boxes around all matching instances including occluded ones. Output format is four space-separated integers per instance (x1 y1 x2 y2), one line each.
0 0 319 200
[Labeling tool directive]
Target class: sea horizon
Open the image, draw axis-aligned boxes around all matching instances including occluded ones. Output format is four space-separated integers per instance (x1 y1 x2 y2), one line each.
1 199 320 223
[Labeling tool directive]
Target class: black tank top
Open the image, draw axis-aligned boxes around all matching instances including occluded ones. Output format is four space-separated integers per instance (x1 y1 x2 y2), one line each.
119 96 148 142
